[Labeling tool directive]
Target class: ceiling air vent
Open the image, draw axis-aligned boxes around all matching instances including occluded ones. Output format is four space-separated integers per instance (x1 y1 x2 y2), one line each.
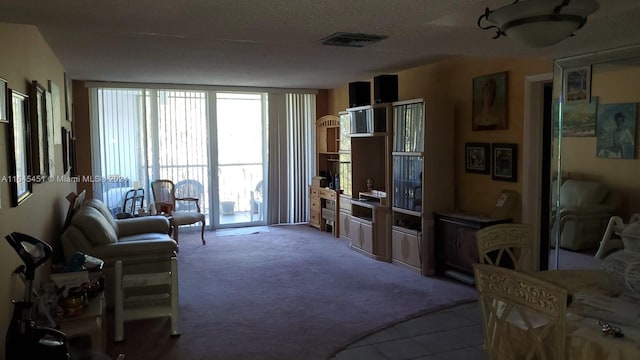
321 32 387 48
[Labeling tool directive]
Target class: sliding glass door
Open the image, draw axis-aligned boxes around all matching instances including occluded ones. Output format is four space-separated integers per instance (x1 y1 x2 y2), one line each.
215 92 266 227
92 88 210 223
91 86 315 230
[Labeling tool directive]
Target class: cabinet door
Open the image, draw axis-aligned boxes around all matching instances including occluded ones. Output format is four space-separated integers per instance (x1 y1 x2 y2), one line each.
349 218 363 249
339 211 351 239
349 218 373 253
435 220 460 271
360 221 373 254
455 227 479 274
391 228 421 268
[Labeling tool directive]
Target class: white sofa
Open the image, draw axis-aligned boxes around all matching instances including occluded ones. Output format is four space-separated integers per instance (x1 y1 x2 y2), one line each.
61 198 178 306
552 179 621 251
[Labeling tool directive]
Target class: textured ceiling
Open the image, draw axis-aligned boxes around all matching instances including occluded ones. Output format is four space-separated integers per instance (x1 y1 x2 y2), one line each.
0 0 639 89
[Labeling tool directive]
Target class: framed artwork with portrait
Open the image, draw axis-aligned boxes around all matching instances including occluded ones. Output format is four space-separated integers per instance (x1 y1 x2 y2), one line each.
473 71 507 130
563 65 591 104
596 103 637 159
492 143 517 182
465 142 490 174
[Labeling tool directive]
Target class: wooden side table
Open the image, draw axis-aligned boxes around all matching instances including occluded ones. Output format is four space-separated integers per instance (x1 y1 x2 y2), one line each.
57 291 106 353
434 211 512 284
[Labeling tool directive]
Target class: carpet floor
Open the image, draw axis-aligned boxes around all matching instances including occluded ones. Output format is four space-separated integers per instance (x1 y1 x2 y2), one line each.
105 224 477 360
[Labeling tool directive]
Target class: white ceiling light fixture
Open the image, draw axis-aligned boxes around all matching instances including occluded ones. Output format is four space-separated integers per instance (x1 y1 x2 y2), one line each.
478 0 600 48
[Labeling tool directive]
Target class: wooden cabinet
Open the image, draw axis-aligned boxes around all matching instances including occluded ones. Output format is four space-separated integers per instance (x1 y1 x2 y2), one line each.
311 114 340 235
390 99 454 276
434 212 512 284
348 103 392 261
349 195 389 261
309 185 339 237
309 186 320 229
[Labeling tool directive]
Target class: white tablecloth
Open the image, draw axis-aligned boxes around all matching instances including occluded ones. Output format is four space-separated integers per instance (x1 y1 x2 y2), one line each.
533 270 640 360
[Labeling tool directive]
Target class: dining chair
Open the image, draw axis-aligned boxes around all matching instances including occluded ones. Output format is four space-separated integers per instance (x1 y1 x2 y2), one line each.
151 179 206 245
473 263 568 360
476 223 531 271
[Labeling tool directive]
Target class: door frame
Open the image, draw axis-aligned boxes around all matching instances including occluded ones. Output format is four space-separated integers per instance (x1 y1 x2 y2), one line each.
522 72 553 271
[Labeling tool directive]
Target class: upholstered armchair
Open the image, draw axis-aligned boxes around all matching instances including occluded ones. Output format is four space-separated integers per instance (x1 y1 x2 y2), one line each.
551 179 621 251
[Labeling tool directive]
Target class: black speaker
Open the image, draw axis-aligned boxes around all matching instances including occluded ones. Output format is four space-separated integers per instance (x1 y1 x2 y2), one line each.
349 81 371 107
374 74 398 103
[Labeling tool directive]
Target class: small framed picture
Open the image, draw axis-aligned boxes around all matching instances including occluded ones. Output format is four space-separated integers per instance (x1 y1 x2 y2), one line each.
492 143 517 182
465 142 490 174
0 77 7 123
563 65 591 104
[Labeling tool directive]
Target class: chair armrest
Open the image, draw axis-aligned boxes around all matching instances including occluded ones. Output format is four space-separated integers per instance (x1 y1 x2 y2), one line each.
117 216 170 236
176 197 201 212
87 239 177 263
558 205 617 217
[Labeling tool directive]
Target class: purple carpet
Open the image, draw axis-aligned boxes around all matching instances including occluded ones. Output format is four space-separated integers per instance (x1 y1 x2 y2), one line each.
105 224 477 360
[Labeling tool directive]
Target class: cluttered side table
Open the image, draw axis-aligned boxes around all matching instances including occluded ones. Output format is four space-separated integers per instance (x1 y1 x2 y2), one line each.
48 253 107 353
56 290 106 353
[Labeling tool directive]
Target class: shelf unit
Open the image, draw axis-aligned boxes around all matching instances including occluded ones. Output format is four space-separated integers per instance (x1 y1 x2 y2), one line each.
310 115 340 236
347 103 393 261
390 99 454 275
315 115 340 183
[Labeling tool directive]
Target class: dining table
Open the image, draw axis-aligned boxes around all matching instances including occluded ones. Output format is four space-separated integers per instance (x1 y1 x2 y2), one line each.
530 269 640 360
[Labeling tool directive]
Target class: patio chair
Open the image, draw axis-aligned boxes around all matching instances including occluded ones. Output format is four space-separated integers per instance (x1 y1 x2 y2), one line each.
151 179 206 245
250 180 264 222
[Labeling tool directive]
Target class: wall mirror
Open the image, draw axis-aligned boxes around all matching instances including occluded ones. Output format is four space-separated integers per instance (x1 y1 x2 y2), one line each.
551 44 640 269
7 89 33 206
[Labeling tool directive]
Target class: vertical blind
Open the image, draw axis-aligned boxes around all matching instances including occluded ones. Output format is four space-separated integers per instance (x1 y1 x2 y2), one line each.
93 88 209 219
286 93 315 223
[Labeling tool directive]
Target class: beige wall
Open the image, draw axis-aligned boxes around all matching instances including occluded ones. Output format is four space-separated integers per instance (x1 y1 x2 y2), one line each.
0 23 75 355
328 56 553 222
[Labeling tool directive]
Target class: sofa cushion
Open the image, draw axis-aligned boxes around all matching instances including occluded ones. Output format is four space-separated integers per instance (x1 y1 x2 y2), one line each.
71 207 118 246
84 198 119 236
560 179 609 207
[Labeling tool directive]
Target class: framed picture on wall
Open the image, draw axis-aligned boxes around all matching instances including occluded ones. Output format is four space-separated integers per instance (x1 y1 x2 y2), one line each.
596 102 637 159
465 142 490 174
563 65 591 104
8 89 34 206
0 77 7 123
492 143 517 182
472 71 507 130
64 72 73 122
29 80 49 179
